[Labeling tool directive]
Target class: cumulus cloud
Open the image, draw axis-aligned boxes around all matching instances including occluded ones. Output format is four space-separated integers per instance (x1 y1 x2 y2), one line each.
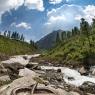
11 22 32 30
0 0 24 21
0 0 44 22
24 0 44 11
75 5 95 23
49 0 63 4
44 4 83 33
45 4 95 33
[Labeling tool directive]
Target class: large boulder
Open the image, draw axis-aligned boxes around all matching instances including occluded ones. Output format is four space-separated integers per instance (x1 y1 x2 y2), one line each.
0 75 10 82
79 66 88 75
79 82 95 94
3 62 24 80
90 66 95 75
3 62 24 71
2 56 29 66
0 64 8 76
25 62 40 70
19 68 38 77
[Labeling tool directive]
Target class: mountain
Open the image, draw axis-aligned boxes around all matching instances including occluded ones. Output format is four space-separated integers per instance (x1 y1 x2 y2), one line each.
42 18 95 66
0 35 37 56
36 30 63 50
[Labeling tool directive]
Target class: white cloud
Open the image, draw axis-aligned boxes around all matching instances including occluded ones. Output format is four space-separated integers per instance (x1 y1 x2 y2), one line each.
0 0 24 21
75 5 95 24
49 0 63 4
84 5 95 23
44 4 83 33
11 22 32 30
45 4 95 33
0 0 44 22
24 0 44 11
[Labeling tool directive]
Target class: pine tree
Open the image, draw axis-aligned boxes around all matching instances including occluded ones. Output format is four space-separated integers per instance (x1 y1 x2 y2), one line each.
80 18 91 55
56 32 60 43
92 18 95 34
30 40 37 49
80 18 90 36
20 34 24 41
61 31 66 41
7 31 11 38
67 31 72 38
11 32 15 39
72 27 80 36
4 31 7 37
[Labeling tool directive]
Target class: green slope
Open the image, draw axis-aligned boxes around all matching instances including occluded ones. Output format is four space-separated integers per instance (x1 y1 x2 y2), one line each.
0 35 36 56
43 34 95 66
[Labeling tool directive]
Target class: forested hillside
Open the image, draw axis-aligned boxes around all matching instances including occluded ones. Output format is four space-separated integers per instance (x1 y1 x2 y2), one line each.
43 18 95 66
0 31 37 57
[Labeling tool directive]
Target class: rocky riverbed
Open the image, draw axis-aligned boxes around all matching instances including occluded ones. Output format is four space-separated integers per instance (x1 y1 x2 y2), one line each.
0 54 95 95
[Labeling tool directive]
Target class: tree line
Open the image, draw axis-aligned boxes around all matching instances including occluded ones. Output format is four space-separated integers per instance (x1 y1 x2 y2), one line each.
0 30 37 48
56 18 95 46
0 30 25 42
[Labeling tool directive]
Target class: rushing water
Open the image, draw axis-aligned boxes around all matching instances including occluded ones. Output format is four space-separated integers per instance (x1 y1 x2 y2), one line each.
1 54 95 87
41 66 95 87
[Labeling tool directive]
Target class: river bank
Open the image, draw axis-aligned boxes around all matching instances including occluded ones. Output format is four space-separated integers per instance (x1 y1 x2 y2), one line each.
0 54 95 95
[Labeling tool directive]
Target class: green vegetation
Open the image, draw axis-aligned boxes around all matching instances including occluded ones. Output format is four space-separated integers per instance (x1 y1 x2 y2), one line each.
43 18 95 66
0 32 37 56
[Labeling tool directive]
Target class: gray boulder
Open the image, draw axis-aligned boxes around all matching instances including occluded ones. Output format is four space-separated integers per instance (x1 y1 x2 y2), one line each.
79 81 95 94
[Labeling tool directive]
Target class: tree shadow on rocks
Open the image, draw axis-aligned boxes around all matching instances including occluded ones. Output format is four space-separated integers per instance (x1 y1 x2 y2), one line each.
82 52 95 70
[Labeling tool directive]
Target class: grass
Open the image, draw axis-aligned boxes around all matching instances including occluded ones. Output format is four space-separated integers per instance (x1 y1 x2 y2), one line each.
42 34 95 66
0 35 37 56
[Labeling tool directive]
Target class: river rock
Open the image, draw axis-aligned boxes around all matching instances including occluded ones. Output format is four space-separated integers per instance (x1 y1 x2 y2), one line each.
19 68 37 77
0 75 10 82
26 62 39 70
3 62 24 71
0 64 8 76
90 66 95 75
2 56 29 66
2 62 24 80
79 66 87 75
79 81 95 94
92 69 95 75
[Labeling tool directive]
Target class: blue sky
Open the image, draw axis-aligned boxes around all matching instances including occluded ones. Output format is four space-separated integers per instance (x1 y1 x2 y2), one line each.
0 0 95 42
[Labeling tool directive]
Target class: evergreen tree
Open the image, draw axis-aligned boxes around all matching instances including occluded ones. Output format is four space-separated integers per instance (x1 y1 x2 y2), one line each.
80 18 90 36
4 31 7 37
11 32 15 39
72 27 80 36
20 34 24 41
92 18 95 34
80 18 91 57
67 31 72 38
30 40 37 49
56 32 60 43
61 31 67 41
7 31 11 38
